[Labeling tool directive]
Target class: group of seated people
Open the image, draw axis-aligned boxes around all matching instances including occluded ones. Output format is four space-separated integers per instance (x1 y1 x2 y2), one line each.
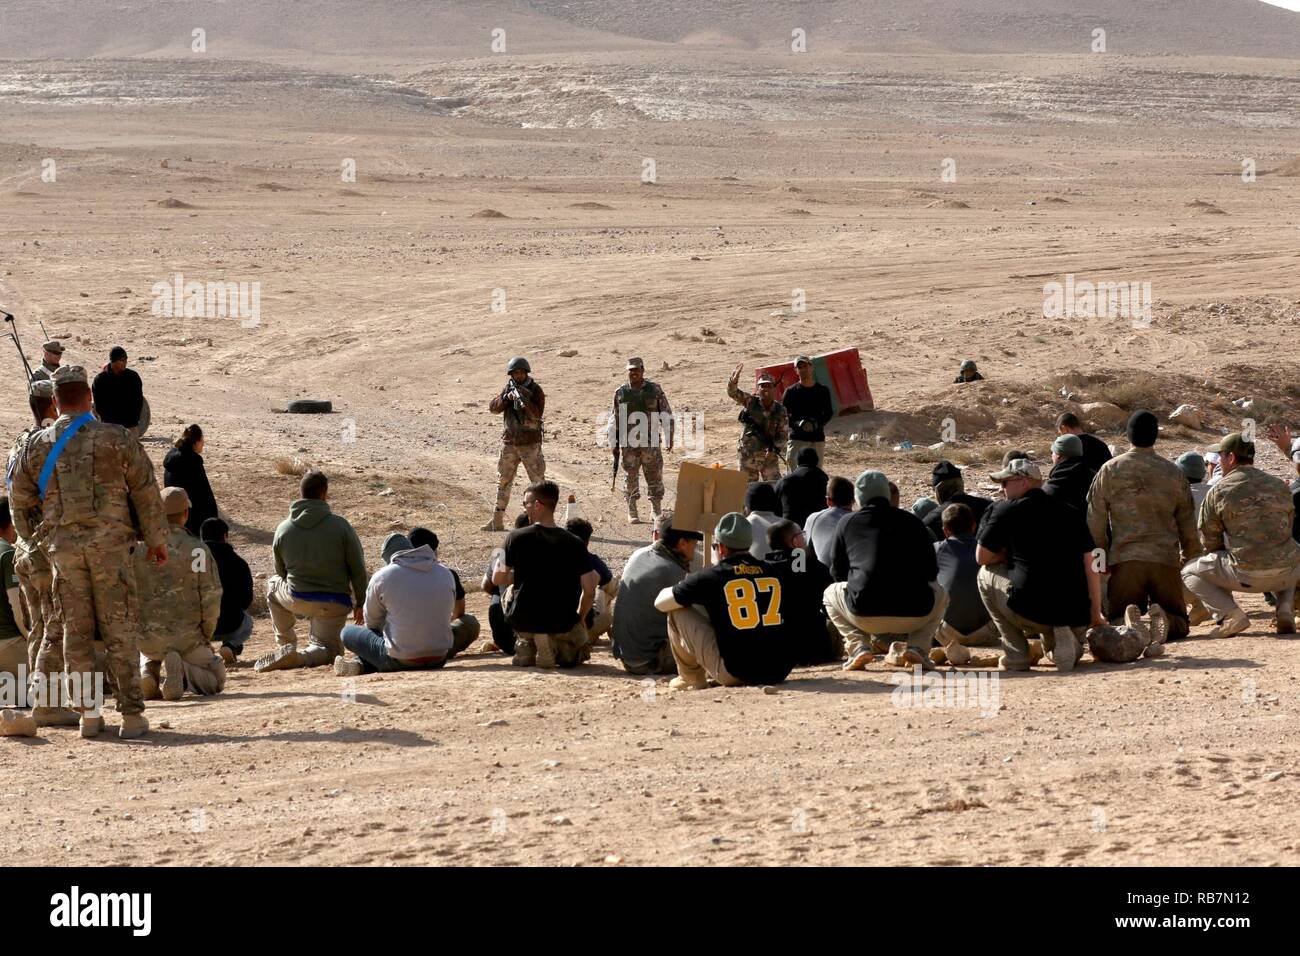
30 403 1288 704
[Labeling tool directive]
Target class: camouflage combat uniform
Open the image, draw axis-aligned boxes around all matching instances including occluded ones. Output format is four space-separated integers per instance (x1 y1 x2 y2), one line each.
1182 465 1300 623
1086 446 1199 640
489 377 546 516
611 379 672 511
727 380 788 481
134 522 226 696
10 412 168 715
7 424 59 675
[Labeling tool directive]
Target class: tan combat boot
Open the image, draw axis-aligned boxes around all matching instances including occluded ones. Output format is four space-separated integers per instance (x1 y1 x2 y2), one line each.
161 650 184 701
627 500 641 524
0 709 38 737
119 714 149 739
139 659 162 700
650 498 663 519
481 510 505 532
79 714 104 738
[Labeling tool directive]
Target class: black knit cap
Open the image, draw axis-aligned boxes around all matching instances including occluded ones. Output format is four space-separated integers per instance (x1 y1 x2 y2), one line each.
1127 409 1159 448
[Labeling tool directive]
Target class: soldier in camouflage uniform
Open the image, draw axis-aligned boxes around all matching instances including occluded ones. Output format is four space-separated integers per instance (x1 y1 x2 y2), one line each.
726 365 788 481
1182 432 1300 638
6 379 60 681
611 357 673 524
1086 410 1200 640
483 356 546 532
29 340 64 383
135 487 226 700
10 365 169 740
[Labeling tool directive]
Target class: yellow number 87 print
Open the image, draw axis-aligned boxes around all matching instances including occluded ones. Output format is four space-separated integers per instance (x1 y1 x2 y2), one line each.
724 577 783 630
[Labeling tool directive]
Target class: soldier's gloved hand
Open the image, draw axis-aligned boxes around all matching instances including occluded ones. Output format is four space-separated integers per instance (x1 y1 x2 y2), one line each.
146 544 168 567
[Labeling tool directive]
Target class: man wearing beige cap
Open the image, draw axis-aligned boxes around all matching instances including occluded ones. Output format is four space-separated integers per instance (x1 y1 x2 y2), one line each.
727 364 789 480
9 364 169 739
976 457 1105 672
29 340 64 383
609 356 673 524
1182 433 1300 638
134 487 226 699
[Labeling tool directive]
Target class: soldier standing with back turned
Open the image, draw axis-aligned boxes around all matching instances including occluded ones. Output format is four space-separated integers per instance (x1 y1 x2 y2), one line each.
483 356 546 532
611 357 673 524
10 365 169 740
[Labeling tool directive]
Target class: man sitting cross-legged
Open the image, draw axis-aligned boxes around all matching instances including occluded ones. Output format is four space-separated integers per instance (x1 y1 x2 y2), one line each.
653 513 796 690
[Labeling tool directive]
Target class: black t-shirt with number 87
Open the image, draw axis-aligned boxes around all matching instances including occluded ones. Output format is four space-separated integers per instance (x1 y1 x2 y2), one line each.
671 552 796 686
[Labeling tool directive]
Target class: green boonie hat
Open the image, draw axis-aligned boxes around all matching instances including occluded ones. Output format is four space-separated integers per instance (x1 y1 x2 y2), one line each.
506 356 530 373
28 380 54 400
713 512 753 550
960 359 977 371
42 340 64 354
1217 432 1255 458
51 365 87 386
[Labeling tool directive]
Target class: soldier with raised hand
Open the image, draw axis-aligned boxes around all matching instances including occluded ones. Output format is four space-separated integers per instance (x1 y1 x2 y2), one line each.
1182 432 1300 638
483 356 546 532
727 364 788 481
1086 410 1199 641
611 357 673 524
10 365 168 740
135 487 226 700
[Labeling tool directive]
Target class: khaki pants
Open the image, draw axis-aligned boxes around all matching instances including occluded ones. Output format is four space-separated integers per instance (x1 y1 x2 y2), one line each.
786 440 826 471
978 563 1084 669
822 580 948 660
1181 551 1300 622
515 621 589 668
141 642 227 696
621 641 677 676
495 442 546 514
666 606 741 686
1106 560 1189 640
266 576 350 668
937 619 1000 648
589 581 617 639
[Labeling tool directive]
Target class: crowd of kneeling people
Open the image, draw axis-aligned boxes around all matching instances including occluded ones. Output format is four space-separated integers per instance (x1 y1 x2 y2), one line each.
9 407 1297 708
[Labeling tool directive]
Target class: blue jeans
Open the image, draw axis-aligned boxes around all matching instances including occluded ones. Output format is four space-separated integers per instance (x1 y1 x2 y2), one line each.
341 625 446 674
214 612 254 655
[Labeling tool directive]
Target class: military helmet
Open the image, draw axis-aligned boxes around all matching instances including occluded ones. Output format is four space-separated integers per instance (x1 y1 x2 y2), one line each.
506 356 531 373
960 359 977 371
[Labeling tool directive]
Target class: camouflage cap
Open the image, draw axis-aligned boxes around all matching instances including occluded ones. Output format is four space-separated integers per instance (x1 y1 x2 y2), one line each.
713 512 753 550
756 373 776 386
626 357 644 370
1217 432 1255 458
51 365 87 386
42 340 64 354
28 379 54 400
161 486 192 515
990 458 1042 482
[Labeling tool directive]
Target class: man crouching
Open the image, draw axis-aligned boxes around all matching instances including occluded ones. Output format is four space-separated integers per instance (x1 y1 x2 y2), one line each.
135 487 226 700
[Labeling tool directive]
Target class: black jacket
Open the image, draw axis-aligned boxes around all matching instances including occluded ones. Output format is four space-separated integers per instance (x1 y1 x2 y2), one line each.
923 491 992 542
206 538 253 635
92 365 145 429
1044 457 1096 514
831 501 938 618
782 382 834 443
775 465 828 528
1078 432 1113 475
164 446 219 536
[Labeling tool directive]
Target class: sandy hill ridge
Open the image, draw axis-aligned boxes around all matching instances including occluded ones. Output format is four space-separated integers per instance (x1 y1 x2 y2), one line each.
0 0 1297 61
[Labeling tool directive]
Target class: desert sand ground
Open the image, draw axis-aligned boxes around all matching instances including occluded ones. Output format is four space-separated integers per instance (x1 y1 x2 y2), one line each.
2 4 1300 865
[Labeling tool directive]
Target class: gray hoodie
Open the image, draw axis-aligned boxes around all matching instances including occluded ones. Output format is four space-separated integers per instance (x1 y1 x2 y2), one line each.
364 545 456 661
272 498 368 604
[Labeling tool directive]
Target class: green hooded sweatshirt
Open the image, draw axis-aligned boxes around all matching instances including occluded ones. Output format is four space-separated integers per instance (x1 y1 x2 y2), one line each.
272 498 368 604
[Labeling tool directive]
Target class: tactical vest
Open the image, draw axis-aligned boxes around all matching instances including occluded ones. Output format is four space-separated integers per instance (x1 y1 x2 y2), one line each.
504 378 544 441
615 381 663 417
